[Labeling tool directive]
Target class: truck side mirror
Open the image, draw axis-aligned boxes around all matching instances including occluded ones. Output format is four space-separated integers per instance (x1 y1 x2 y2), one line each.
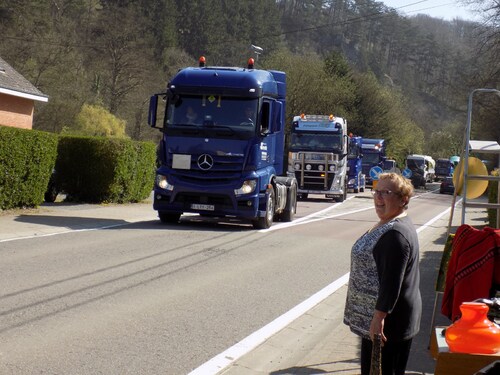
260 101 272 136
148 95 159 128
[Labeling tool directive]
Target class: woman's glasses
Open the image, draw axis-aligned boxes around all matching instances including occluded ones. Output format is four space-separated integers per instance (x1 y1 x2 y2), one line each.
371 189 398 197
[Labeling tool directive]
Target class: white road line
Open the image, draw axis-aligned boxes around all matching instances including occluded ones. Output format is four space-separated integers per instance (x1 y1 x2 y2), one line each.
190 201 456 375
188 273 350 375
0 218 152 243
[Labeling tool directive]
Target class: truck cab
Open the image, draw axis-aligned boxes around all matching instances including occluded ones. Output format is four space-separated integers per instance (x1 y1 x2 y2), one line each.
148 57 297 229
347 135 365 193
288 114 348 201
361 139 386 185
405 154 436 187
435 158 454 180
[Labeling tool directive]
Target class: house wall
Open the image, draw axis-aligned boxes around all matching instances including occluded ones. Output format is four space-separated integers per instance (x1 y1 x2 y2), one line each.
0 93 34 129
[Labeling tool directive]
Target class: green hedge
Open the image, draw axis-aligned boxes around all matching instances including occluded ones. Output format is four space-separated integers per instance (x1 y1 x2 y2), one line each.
55 136 156 203
488 168 499 228
0 126 58 209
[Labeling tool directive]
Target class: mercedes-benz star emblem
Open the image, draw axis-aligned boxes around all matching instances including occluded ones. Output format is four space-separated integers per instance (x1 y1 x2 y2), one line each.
197 154 214 170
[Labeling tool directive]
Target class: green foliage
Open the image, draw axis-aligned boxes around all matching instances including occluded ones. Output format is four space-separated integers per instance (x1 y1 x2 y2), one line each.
427 123 465 158
55 136 156 203
68 104 128 138
0 126 58 209
350 72 424 164
262 50 356 130
488 168 499 228
0 0 498 154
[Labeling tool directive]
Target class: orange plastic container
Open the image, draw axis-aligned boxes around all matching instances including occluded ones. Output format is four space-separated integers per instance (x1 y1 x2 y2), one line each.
445 302 500 354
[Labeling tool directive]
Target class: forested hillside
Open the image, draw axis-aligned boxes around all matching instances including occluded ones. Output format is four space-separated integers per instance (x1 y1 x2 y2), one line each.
0 0 498 164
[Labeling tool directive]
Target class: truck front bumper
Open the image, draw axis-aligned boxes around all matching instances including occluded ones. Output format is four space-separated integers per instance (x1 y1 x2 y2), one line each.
153 188 267 219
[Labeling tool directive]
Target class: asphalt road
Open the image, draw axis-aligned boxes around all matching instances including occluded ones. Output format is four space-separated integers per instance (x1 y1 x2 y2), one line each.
0 186 462 374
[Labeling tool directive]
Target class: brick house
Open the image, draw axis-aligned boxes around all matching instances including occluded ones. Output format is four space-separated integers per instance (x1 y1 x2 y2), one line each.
0 56 48 130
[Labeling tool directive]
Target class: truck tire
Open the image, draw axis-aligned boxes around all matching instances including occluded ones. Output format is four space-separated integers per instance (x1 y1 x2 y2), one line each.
280 183 296 222
335 182 347 202
44 185 58 203
253 189 275 229
159 211 181 224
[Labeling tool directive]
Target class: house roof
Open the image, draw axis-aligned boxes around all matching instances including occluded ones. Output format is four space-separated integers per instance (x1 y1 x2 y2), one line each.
0 56 48 102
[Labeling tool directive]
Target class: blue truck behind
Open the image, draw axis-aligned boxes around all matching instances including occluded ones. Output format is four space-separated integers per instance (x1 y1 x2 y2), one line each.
147 56 297 229
347 135 365 193
435 157 454 180
361 138 386 185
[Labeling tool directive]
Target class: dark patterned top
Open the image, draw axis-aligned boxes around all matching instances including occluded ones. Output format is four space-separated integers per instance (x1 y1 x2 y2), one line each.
343 215 421 341
343 222 394 339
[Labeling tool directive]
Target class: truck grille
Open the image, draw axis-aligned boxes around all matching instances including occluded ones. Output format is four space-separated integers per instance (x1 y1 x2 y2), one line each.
291 151 336 190
168 152 245 183
294 170 335 190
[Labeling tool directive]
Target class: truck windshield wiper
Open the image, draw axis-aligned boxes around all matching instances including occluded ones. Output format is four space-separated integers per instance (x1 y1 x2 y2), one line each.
211 125 236 135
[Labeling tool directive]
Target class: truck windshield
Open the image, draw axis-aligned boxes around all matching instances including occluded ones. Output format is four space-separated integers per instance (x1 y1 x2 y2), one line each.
407 159 424 169
362 153 380 164
436 160 450 168
290 133 342 152
165 95 258 132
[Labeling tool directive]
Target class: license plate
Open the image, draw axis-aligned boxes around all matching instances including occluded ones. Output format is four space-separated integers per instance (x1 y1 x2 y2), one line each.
191 203 215 211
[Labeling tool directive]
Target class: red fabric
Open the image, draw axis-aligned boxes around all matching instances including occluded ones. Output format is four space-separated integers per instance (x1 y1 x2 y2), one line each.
441 225 500 321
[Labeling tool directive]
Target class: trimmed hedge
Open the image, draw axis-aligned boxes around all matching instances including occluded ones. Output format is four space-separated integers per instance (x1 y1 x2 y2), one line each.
55 136 156 203
0 126 58 209
488 168 499 228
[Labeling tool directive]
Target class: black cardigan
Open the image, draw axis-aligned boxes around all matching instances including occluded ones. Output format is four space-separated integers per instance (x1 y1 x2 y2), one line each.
373 216 422 341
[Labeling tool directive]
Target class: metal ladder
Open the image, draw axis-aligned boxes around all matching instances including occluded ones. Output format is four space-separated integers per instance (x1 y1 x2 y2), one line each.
429 88 500 346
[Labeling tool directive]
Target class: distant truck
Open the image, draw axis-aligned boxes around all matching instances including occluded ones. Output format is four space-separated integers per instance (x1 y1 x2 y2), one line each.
435 158 454 180
347 135 365 193
147 56 297 229
288 114 348 201
382 159 397 172
450 155 460 167
405 154 436 187
361 138 386 185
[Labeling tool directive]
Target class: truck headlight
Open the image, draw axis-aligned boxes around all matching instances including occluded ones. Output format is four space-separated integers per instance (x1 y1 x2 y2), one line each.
294 163 301 170
333 175 342 188
234 180 256 196
156 174 174 191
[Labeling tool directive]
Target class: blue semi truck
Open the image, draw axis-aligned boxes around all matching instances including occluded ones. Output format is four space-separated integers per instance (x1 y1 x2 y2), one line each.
361 138 387 185
435 157 454 180
347 135 365 193
147 56 297 229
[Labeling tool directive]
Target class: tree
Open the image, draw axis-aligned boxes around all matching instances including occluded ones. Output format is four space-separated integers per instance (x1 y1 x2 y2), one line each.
68 104 128 138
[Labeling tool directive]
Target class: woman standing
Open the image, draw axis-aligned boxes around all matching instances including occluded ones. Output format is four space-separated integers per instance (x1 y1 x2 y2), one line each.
344 173 422 375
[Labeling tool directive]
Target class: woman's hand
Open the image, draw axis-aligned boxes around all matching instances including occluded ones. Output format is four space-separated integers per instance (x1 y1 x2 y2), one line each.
370 310 388 343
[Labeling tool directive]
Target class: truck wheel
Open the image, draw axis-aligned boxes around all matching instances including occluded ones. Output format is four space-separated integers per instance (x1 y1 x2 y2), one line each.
44 185 59 203
159 211 181 224
280 183 296 222
335 183 347 202
253 189 275 229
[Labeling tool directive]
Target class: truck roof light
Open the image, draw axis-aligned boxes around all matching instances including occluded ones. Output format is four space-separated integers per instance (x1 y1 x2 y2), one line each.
199 56 206 67
247 58 255 69
329 114 335 121
300 113 306 119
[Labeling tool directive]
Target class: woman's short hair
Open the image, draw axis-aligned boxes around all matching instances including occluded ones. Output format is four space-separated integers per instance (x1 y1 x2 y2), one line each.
378 172 414 207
